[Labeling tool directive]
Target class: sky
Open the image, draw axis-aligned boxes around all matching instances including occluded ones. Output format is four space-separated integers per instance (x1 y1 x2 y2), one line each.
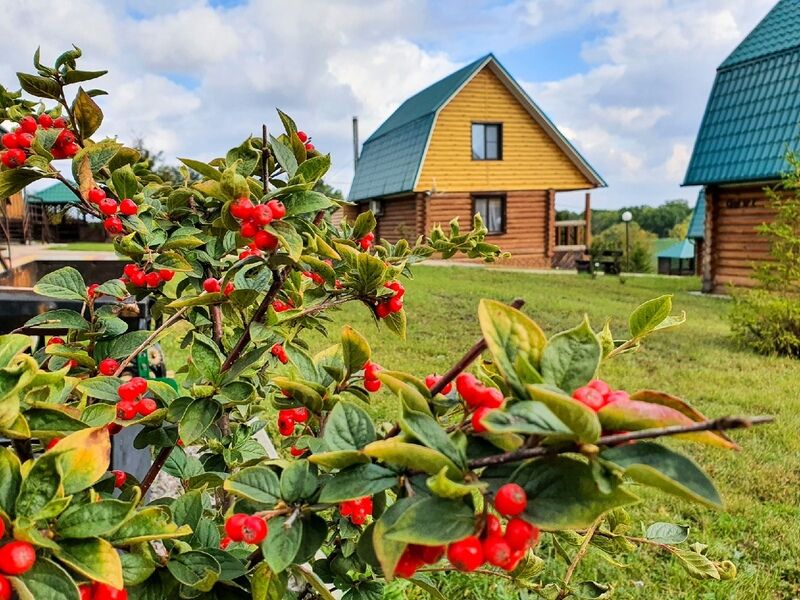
0 0 778 211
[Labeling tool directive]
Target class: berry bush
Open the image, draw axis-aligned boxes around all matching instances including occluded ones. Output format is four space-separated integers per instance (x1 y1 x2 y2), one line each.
0 48 769 599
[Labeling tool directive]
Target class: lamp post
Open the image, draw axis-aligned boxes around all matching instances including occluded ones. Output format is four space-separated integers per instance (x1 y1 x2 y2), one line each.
621 211 633 273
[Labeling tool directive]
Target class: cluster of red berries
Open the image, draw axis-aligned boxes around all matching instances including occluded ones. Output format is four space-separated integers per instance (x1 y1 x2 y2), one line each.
277 406 309 436
202 277 235 296
571 379 629 412
111 469 127 488
446 484 535 574
454 373 504 433
0 526 36 599
394 543 446 578
272 299 294 312
238 244 263 260
271 343 289 365
297 130 315 153
222 513 268 547
339 496 373 526
358 231 375 250
1 114 78 169
302 270 325 285
79 581 128 599
362 360 382 392
115 377 156 420
84 188 137 234
375 281 404 319
120 263 174 289
229 197 286 251
424 374 452 395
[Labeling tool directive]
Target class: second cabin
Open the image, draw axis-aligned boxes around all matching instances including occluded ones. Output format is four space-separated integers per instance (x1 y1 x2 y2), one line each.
345 54 606 268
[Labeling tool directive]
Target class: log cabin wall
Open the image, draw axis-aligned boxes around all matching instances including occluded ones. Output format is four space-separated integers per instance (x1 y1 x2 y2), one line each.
375 195 418 243
705 184 777 293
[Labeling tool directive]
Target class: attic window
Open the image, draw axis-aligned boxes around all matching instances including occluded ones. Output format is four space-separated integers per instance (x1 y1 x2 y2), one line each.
472 123 502 160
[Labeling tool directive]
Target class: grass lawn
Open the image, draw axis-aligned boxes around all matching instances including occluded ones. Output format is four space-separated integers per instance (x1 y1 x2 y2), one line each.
46 242 115 251
165 265 799 599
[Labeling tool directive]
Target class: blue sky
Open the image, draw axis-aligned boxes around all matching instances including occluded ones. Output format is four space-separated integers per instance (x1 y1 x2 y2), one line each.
0 0 779 210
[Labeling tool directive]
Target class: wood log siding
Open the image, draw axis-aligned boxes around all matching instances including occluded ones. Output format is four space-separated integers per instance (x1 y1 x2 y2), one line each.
706 185 778 293
376 195 418 243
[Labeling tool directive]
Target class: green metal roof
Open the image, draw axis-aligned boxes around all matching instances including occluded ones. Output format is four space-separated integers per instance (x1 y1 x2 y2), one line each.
687 188 705 239
350 54 605 202
684 0 800 186
26 181 78 205
658 239 695 260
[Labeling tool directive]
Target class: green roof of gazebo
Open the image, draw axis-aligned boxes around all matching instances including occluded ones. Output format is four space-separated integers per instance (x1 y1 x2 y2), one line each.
658 239 695 260
26 181 78 205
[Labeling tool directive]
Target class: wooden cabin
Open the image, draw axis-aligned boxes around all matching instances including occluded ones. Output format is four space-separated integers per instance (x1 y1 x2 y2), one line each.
345 54 606 268
1 191 28 242
684 0 800 293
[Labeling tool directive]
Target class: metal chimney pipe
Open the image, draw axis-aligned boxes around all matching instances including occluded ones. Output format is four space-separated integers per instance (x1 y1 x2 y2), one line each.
352 116 359 167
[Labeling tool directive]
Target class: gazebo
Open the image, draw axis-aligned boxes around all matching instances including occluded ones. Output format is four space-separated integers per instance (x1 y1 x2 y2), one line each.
657 239 696 276
25 181 102 243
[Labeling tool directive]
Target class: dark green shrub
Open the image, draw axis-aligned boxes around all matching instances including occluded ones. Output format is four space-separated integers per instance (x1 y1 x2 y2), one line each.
730 290 800 357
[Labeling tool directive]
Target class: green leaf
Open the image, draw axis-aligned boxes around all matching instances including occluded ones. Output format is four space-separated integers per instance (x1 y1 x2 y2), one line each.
601 442 722 508
540 316 601 394
629 295 672 338
0 446 21 517
426 466 487 499
351 211 376 240
110 164 138 200
14 558 80 600
382 307 407 340
120 552 156 587
363 440 462 479
280 461 318 503
191 333 223 381
672 548 720 580
103 331 150 360
56 497 136 538
54 427 111 495
478 299 547 395
33 267 87 301
385 497 475 545
226 138 259 176
318 464 397 504
63 69 108 85
179 398 221 445
266 220 303 261
178 158 221 181
25 408 87 437
0 168 43 198
527 385 601 444
172 489 204 533
264 515 303 573
322 401 376 452
15 453 62 518
167 550 220 592
77 376 120 401
251 562 288 600
53 538 123 589
270 135 298 177
511 456 639 529
645 522 690 544
341 325 370 378
72 87 103 138
167 292 226 309
308 450 370 470
372 498 413 579
71 140 121 179
109 506 192 545
23 309 89 331
481 400 571 437
295 154 331 182
17 72 61 99
95 279 128 299
290 565 336 600
400 399 465 469
0 334 31 368
284 190 334 216
223 465 281 506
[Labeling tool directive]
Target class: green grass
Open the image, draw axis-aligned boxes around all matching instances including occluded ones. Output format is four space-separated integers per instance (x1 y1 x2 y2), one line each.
46 242 115 251
166 265 799 598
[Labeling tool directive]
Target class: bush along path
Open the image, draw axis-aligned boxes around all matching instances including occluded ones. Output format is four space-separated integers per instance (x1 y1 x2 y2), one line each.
0 47 772 600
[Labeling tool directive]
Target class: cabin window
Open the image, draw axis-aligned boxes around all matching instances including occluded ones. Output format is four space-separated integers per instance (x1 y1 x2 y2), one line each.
471 123 502 160
473 196 505 234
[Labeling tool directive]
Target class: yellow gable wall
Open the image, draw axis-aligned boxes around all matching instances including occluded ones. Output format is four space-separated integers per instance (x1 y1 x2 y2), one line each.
415 67 593 192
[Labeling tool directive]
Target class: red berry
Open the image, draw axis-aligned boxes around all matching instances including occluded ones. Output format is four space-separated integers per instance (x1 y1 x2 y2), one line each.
495 483 527 517
253 229 279 251
363 361 381 380
230 197 254 220
358 232 375 250
0 540 36 575
350 508 369 526
112 470 127 488
505 518 539 551
266 199 286 220
499 548 526 572
223 282 235 296
471 406 493 433
117 382 139 403
158 269 175 281
272 300 292 312
387 295 403 313
47 336 64 346
136 397 157 416
129 377 147 396
240 220 259 238
241 516 268 544
145 272 162 288
203 278 221 293
588 379 611 397
416 544 445 564
87 283 101 299
572 386 606 412
0 575 10 600
484 514 502 538
305 143 315 152
123 263 140 278
447 536 483 572
99 358 119 376
116 399 138 420
394 547 424 578
425 375 452 395
46 437 61 450
107 423 122 435
483 535 512 567
291 407 310 423
375 302 391 319
456 373 481 407
15 133 32 149
63 141 80 157
278 413 295 436
478 386 504 409
67 359 79 370
119 198 138 216
103 217 124 235
18 116 37 134
0 519 4 539
225 513 248 542
1 134 18 149
252 204 273 226
364 378 381 393
605 390 630 405
78 583 94 600
88 187 106 204
1 149 26 168
296 131 309 143
92 582 127 600
130 270 146 287
219 536 233 549
56 128 76 146
53 117 67 128
38 114 53 128
290 446 306 457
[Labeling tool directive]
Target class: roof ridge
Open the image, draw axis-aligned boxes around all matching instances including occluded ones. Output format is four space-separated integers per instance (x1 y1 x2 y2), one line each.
718 42 800 73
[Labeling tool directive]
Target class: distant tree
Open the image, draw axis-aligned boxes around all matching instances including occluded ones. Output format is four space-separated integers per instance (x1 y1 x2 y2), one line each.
669 215 691 239
590 200 692 238
314 179 344 200
591 222 655 273
132 139 199 186
555 209 581 221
